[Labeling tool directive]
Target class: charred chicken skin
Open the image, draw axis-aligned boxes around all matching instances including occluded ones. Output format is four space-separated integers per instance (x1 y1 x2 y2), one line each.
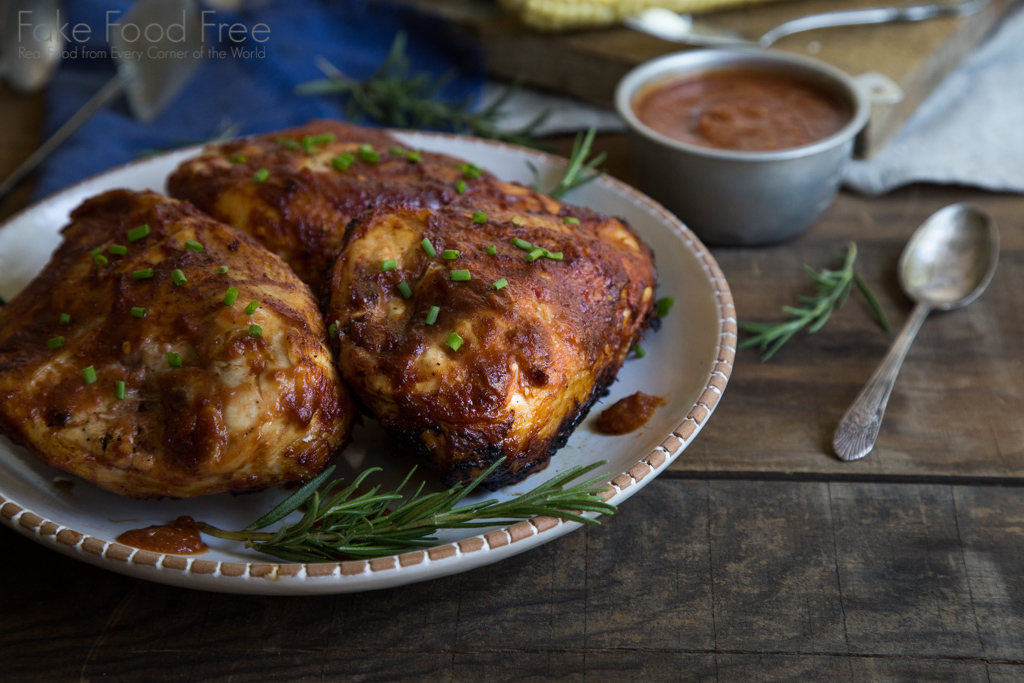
325 199 657 489
167 120 558 292
0 190 352 499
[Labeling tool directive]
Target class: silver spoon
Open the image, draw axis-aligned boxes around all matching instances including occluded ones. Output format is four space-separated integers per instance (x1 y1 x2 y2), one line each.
1 0 64 92
832 203 998 461
625 0 990 48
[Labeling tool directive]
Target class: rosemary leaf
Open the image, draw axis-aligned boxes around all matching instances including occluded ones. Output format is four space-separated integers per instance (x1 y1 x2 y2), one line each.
546 128 607 200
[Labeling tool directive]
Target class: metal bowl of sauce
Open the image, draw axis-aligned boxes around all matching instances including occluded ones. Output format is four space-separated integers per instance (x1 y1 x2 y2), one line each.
615 49 870 245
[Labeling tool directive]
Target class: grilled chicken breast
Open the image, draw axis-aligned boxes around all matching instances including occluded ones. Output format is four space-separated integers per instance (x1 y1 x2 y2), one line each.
167 120 558 292
0 190 352 499
325 199 657 489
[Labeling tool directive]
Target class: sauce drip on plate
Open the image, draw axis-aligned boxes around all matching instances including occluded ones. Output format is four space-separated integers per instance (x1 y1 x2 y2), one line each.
116 516 208 555
633 69 850 152
597 392 666 435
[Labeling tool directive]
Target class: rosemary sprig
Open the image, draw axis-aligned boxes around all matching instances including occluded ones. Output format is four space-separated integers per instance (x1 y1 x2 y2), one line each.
295 33 550 148
738 242 891 362
531 128 607 200
196 458 616 562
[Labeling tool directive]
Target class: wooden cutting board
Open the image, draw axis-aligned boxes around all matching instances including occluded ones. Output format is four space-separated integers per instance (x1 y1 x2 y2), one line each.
397 0 1014 157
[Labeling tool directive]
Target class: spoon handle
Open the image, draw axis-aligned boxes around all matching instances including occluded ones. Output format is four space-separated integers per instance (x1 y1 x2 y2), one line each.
833 302 932 461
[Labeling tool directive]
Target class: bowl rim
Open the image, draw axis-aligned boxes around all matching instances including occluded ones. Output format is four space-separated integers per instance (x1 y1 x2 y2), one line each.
614 47 871 162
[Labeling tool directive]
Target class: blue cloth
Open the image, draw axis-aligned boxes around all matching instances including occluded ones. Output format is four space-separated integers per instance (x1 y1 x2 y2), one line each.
34 0 484 199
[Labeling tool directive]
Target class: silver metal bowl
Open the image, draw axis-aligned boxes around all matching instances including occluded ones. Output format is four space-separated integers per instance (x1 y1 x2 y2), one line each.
615 49 871 246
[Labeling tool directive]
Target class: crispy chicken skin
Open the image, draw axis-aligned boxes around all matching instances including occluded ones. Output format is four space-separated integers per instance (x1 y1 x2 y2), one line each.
167 120 558 291
325 199 657 489
0 190 352 499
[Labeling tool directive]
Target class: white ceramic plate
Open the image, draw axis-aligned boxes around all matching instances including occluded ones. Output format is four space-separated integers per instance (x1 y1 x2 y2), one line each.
0 132 735 594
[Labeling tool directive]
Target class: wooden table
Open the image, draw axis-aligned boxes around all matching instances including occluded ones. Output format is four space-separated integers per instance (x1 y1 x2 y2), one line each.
2 87 1023 681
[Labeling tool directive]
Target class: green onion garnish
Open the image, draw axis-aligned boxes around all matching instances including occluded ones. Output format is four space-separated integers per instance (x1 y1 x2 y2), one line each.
109 244 128 256
545 251 564 261
229 154 247 164
511 238 532 250
441 249 460 260
253 168 270 183
473 211 487 224
455 181 466 194
59 313 70 325
245 300 259 315
115 381 126 400
460 163 482 180
93 254 109 267
303 133 335 152
185 240 204 252
511 215 524 226
407 151 422 163
166 352 182 368
656 296 675 318
450 270 471 282
381 259 397 272
171 269 188 286
132 268 154 280
487 245 497 255
131 307 147 318
332 152 355 171
446 332 464 351
217 265 229 274
223 287 239 306
82 366 97 385
425 306 439 325
421 238 437 257
358 144 380 163
634 345 646 358
47 336 65 349
127 224 150 242
397 281 413 299
389 146 406 156
493 279 508 290
276 137 300 151
563 217 581 225
328 323 339 339
526 248 546 262
249 324 263 338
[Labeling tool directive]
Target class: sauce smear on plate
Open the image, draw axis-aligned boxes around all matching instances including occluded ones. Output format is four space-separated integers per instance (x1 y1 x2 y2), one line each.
633 69 850 152
117 516 208 555
598 392 666 435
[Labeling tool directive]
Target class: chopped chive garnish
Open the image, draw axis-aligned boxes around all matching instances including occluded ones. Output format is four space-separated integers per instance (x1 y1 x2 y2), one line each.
545 251 564 261
441 249 460 260
425 306 439 325
127 224 150 242
223 287 239 306
420 238 437 257
656 296 675 318
493 278 508 290
166 352 182 368
380 259 397 272
93 254 109 267
407 151 422 163
332 152 355 171
217 265 229 274
303 133 335 152
47 336 65 349
460 163 482 180
185 240 204 252
245 300 259 315
389 146 406 156
358 144 380 163
171 269 188 286
115 381 126 400
59 313 70 325
511 238 532 250
526 248 546 262
446 332 464 351
455 180 466 194
109 244 128 256
511 215 524 226
252 168 270 183
328 323 339 339
487 245 497 255
249 324 263 338
472 211 487 224
82 366 97 385
229 153 247 164
132 268 154 280
634 345 646 358
90 247 102 257
276 137 300 151
450 270 471 282
397 281 413 299
131 307 147 318
563 217 581 225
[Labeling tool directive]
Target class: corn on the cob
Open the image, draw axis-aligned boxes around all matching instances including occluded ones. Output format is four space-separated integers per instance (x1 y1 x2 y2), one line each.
502 0 784 31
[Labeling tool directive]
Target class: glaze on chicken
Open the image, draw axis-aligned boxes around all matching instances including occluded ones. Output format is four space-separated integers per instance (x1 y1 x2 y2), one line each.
0 190 352 499
325 199 657 489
